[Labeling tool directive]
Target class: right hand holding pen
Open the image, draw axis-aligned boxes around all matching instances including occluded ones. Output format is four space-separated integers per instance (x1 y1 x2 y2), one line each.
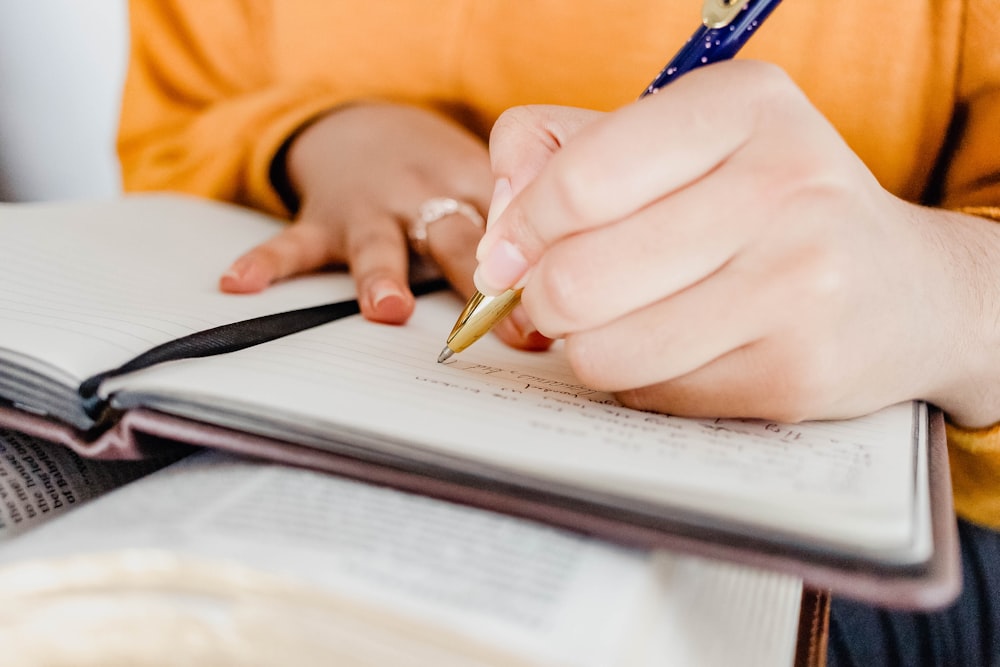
480 60 1000 425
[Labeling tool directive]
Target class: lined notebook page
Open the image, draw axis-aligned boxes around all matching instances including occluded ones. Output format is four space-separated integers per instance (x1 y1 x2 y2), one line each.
0 195 354 382
108 291 926 557
0 195 926 558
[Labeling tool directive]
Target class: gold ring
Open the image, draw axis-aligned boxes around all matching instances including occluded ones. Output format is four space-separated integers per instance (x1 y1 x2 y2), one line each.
408 197 485 256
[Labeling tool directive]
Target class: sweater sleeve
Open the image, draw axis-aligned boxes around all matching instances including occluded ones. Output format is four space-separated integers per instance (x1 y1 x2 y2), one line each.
939 0 1000 209
117 0 349 217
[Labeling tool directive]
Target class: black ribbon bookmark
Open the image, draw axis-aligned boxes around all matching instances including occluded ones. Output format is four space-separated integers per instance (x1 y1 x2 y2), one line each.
78 278 449 422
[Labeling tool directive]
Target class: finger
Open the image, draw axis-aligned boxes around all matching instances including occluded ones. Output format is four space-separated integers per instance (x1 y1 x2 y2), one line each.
219 219 345 294
487 105 603 225
421 210 553 351
493 305 555 351
520 157 761 336
475 60 794 294
614 342 808 421
422 209 487 300
611 334 850 423
558 252 786 393
344 209 414 324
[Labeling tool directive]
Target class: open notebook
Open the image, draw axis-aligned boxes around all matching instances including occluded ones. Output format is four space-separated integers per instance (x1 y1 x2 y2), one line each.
0 194 959 609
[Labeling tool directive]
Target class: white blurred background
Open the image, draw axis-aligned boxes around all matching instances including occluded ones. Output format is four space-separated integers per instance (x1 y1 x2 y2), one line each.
0 1 128 201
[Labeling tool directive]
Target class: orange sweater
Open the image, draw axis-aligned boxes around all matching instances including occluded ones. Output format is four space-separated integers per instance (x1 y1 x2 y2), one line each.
119 0 1000 528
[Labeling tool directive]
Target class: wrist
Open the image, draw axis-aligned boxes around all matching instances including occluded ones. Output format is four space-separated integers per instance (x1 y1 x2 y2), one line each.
912 206 1000 428
273 102 364 215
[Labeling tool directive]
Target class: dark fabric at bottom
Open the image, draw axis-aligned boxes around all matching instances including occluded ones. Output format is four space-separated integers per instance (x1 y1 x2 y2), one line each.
828 518 1000 667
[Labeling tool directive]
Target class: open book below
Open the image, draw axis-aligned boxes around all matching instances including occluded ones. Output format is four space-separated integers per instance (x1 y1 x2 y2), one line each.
0 430 807 667
0 194 960 610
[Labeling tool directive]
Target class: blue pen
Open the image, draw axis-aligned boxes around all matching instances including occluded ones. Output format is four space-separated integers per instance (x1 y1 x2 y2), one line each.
439 0 784 362
643 0 784 98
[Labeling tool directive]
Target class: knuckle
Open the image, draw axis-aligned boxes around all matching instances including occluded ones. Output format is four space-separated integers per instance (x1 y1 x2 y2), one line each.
501 202 547 262
545 159 595 233
788 157 853 204
249 243 282 266
346 225 388 253
563 334 615 391
264 230 325 272
753 61 797 95
348 224 403 263
787 244 849 305
738 61 802 111
530 259 591 330
429 224 477 259
747 152 847 219
490 108 523 143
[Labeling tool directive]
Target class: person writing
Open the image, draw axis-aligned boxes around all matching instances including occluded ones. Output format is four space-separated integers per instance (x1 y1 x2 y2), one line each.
118 1 999 663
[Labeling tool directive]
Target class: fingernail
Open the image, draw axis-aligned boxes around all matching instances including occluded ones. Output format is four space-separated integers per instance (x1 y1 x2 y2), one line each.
220 257 269 293
486 177 512 228
220 268 240 285
371 279 405 308
369 278 409 322
473 239 527 295
477 178 514 263
224 257 250 281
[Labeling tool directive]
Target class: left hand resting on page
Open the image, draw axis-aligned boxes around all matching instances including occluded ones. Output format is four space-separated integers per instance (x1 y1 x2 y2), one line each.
217 102 551 351
479 60 1000 427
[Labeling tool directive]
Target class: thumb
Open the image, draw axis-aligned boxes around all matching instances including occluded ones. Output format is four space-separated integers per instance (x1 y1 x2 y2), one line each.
486 105 602 227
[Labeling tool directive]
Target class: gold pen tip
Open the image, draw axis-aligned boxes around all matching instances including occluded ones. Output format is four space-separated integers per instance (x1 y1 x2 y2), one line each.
437 347 454 363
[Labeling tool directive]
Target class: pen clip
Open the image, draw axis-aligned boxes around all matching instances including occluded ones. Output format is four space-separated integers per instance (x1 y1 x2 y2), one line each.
702 0 752 28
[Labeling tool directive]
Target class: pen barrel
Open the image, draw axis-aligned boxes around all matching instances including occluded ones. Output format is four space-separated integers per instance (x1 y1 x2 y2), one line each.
643 0 783 96
445 289 522 354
